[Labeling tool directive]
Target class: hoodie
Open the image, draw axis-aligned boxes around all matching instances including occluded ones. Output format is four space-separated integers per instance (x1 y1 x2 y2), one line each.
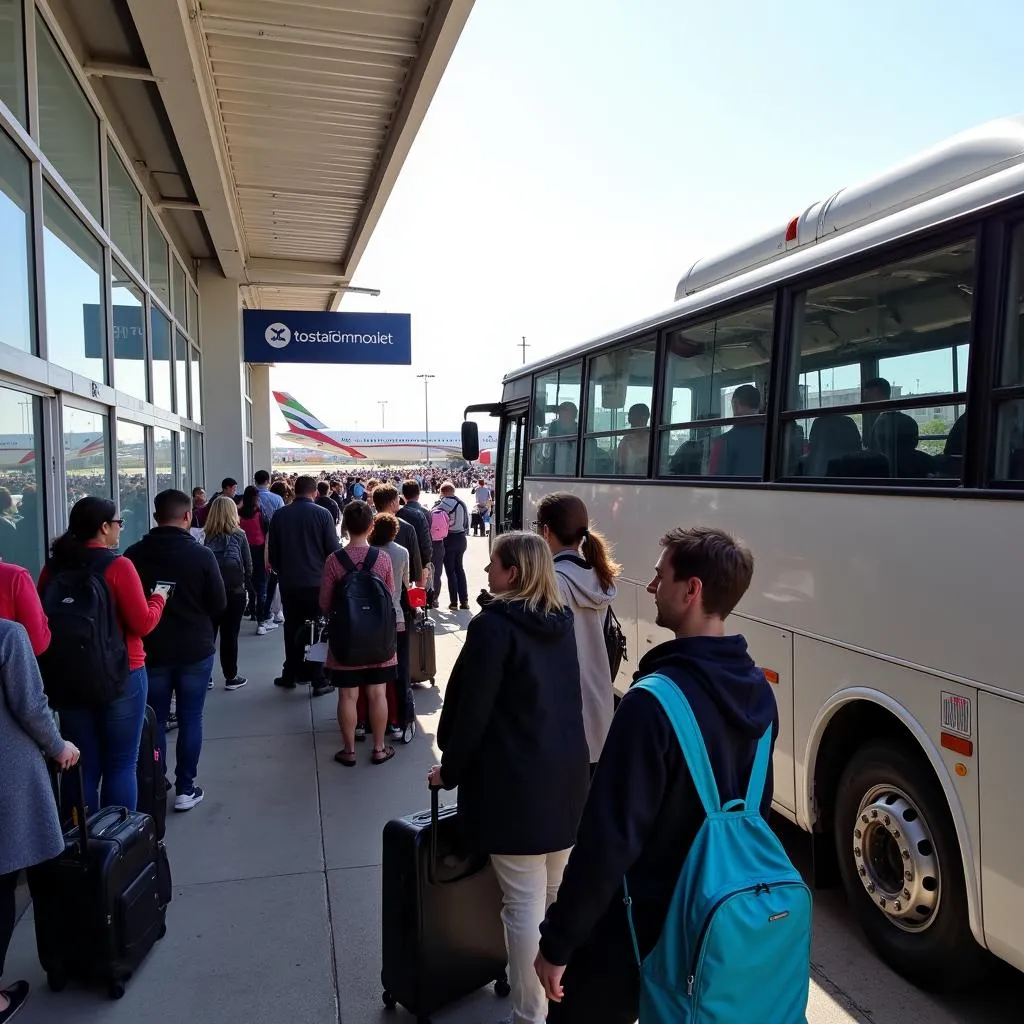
553 552 617 761
539 633 778 967
437 598 590 856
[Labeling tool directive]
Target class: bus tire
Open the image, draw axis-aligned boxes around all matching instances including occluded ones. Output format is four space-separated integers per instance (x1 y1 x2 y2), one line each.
833 740 988 990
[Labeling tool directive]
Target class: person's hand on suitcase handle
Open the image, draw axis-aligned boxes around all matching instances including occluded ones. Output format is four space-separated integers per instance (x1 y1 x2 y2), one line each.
426 765 445 788
55 740 80 770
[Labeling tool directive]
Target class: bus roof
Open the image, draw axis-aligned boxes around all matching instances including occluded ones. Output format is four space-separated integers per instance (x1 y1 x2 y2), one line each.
505 115 1024 386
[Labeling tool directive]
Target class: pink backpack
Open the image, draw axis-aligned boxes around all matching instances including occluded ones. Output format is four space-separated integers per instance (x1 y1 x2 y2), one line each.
430 506 450 541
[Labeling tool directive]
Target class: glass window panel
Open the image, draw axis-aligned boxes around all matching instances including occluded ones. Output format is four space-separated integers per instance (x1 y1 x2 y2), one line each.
529 364 580 475
583 432 651 477
174 330 188 416
0 130 34 354
172 260 186 326
190 429 204 488
107 143 142 271
788 242 975 411
179 431 189 492
44 185 105 382
190 346 202 423
35 16 100 219
993 400 1024 481
147 212 169 306
1001 226 1024 387
112 263 147 402
245 397 252 439
151 307 172 411
0 386 44 576
781 405 965 481
246 441 254 482
187 286 198 339
586 338 655 433
658 421 765 478
154 427 173 493
117 419 148 550
63 406 111 507
0 0 26 124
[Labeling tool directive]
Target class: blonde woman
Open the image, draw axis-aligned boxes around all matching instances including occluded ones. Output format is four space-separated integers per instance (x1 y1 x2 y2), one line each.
203 496 252 689
428 532 588 1024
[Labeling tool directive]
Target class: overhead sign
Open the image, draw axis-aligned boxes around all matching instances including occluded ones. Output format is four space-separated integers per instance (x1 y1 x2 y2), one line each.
243 310 411 365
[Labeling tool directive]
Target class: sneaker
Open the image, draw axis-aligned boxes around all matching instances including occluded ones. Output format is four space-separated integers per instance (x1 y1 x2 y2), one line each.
166 712 178 732
260 619 279 631
174 786 204 812
256 624 268 636
448 602 458 610
207 679 214 690
274 676 296 689
311 681 333 697
354 723 367 741
225 676 247 691
0 980 29 1022
273 612 285 624
387 724 403 740
459 603 470 610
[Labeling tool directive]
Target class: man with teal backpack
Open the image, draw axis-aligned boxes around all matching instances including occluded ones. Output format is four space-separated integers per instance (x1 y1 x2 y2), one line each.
536 526 811 1023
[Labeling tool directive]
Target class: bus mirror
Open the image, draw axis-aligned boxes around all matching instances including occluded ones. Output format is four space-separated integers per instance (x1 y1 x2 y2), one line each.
461 421 480 461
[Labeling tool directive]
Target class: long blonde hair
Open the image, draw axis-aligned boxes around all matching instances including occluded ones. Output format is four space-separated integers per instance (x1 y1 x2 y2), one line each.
490 531 564 615
203 495 240 540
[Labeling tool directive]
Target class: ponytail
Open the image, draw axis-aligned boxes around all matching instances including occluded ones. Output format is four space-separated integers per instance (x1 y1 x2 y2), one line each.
580 527 620 594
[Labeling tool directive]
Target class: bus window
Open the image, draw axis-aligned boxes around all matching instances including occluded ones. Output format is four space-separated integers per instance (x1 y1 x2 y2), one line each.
529 363 581 476
993 226 1024 483
658 301 773 478
583 337 655 476
782 240 975 481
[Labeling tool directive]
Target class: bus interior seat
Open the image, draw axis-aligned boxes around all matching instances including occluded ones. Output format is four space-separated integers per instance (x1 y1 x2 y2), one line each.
872 411 935 478
826 450 891 478
798 414 862 476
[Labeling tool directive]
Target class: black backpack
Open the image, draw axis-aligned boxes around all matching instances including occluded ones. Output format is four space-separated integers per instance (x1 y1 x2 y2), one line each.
39 551 130 708
604 605 628 681
206 533 246 591
328 548 397 666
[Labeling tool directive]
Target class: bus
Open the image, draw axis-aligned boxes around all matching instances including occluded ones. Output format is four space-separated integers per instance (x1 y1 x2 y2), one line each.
462 116 1024 988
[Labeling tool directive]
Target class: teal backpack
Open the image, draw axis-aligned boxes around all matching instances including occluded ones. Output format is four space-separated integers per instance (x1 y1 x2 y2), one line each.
624 674 811 1023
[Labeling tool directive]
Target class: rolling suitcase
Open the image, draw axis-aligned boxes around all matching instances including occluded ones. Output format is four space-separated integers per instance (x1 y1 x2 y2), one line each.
409 609 436 686
381 788 509 1023
135 705 167 841
31 764 170 999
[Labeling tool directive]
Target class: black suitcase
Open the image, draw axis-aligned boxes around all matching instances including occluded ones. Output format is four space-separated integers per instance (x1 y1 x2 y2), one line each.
136 705 167 841
381 788 509 1023
409 610 436 686
31 765 170 999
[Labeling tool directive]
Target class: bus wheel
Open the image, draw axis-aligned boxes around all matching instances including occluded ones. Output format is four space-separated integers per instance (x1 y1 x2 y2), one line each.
833 740 987 990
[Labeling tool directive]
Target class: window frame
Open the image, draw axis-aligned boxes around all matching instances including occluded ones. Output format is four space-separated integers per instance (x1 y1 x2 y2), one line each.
527 361 583 478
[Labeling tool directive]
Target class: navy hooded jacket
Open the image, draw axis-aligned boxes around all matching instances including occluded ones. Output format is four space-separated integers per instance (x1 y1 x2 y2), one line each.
539 633 778 967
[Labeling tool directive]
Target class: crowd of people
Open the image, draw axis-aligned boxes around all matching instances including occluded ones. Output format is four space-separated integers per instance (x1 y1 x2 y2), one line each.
0 454 802 1024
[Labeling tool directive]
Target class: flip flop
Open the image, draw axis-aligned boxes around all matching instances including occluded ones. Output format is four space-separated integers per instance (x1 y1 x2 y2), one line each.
333 750 357 767
371 746 396 765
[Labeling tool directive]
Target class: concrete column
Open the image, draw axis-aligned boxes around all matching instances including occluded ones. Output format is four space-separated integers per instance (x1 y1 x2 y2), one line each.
249 363 274 476
198 264 245 490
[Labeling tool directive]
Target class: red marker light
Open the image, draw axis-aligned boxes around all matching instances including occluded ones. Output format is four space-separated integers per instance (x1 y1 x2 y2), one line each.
941 732 973 757
763 669 779 685
785 217 798 243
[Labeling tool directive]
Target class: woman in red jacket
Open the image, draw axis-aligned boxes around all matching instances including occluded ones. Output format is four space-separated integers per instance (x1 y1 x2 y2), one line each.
39 496 165 814
0 560 50 655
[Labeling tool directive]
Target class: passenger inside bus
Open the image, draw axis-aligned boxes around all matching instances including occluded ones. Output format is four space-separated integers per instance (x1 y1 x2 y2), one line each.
871 411 935 478
707 385 764 476
796 414 863 476
615 404 651 475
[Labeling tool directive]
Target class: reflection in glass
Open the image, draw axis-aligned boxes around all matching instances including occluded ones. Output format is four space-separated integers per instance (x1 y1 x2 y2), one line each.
658 420 765 478
190 346 202 423
117 420 148 551
190 429 204 489
175 331 189 416
0 131 34 354
584 431 650 477
994 401 1024 481
63 406 111 509
586 339 655 433
0 0 26 124
151 308 172 411
187 286 198 338
147 212 169 306
107 143 143 271
172 261 187 326
154 427 174 494
179 432 189 491
1002 227 1024 387
44 185 105 382
0 386 44 576
36 15 100 219
112 264 147 401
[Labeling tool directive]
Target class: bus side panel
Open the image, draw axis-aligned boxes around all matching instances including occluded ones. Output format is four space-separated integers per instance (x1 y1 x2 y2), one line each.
978 692 1024 973
736 617 795 814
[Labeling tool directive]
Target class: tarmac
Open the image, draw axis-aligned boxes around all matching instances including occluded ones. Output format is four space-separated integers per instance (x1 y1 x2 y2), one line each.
7 502 1022 1023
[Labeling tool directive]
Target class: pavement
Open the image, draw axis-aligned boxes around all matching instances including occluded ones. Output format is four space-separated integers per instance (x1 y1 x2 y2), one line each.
7 497 1024 1023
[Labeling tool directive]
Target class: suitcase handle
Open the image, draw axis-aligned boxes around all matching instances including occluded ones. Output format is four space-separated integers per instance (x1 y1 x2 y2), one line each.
89 806 131 838
428 785 441 885
67 761 90 857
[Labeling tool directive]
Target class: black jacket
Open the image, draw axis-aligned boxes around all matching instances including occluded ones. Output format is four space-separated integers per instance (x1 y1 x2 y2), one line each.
123 527 228 667
397 501 432 567
267 497 340 589
539 634 778 966
438 598 589 856
393 518 423 586
315 494 341 524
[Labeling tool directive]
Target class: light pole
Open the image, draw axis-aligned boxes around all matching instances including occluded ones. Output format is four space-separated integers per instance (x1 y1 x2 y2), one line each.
416 373 434 465
378 400 387 430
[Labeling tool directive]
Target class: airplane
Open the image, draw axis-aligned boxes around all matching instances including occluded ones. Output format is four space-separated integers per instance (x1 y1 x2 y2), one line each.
0 434 107 470
273 392 499 465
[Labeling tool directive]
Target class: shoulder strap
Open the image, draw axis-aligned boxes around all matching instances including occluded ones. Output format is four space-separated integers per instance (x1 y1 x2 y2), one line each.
335 548 356 573
635 674 721 815
362 547 379 572
745 725 773 809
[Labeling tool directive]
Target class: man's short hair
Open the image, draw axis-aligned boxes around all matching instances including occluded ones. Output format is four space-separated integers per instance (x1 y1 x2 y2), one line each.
254 470 270 486
154 488 192 525
342 500 374 535
372 483 399 511
731 385 761 414
863 377 892 400
660 526 754 619
401 479 420 500
317 481 329 496
440 481 455 495
294 475 317 497
221 477 237 490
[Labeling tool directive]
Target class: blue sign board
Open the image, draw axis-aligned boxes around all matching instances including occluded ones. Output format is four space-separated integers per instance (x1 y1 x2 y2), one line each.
243 310 411 365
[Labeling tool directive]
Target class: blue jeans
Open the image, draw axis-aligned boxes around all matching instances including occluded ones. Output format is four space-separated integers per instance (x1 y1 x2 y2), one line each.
147 654 216 796
60 666 148 816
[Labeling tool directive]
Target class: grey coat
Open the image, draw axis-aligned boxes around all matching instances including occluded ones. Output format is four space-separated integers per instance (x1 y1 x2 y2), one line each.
0 619 65 875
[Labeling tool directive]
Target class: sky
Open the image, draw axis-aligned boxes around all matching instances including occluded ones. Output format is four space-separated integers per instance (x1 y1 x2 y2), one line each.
268 0 1024 436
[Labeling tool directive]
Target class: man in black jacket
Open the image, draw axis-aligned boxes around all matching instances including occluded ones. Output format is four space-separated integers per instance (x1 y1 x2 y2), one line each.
124 489 227 812
397 479 432 577
315 481 341 525
267 475 339 694
535 526 777 1022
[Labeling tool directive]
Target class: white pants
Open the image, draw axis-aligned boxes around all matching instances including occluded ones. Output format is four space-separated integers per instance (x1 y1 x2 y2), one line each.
490 849 572 1024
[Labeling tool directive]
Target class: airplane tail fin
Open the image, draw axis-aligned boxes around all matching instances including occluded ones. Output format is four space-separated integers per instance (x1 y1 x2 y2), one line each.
273 391 328 432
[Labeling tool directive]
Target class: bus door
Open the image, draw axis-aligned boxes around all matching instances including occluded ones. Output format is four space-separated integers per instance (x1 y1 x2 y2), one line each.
497 405 528 533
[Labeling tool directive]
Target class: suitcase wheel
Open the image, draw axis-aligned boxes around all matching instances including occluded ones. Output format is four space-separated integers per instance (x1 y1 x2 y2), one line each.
381 989 396 1009
108 979 126 1000
402 720 416 744
495 975 511 998
46 969 67 993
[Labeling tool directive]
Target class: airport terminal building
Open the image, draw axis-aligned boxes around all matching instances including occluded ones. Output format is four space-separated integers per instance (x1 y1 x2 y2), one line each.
0 0 469 574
